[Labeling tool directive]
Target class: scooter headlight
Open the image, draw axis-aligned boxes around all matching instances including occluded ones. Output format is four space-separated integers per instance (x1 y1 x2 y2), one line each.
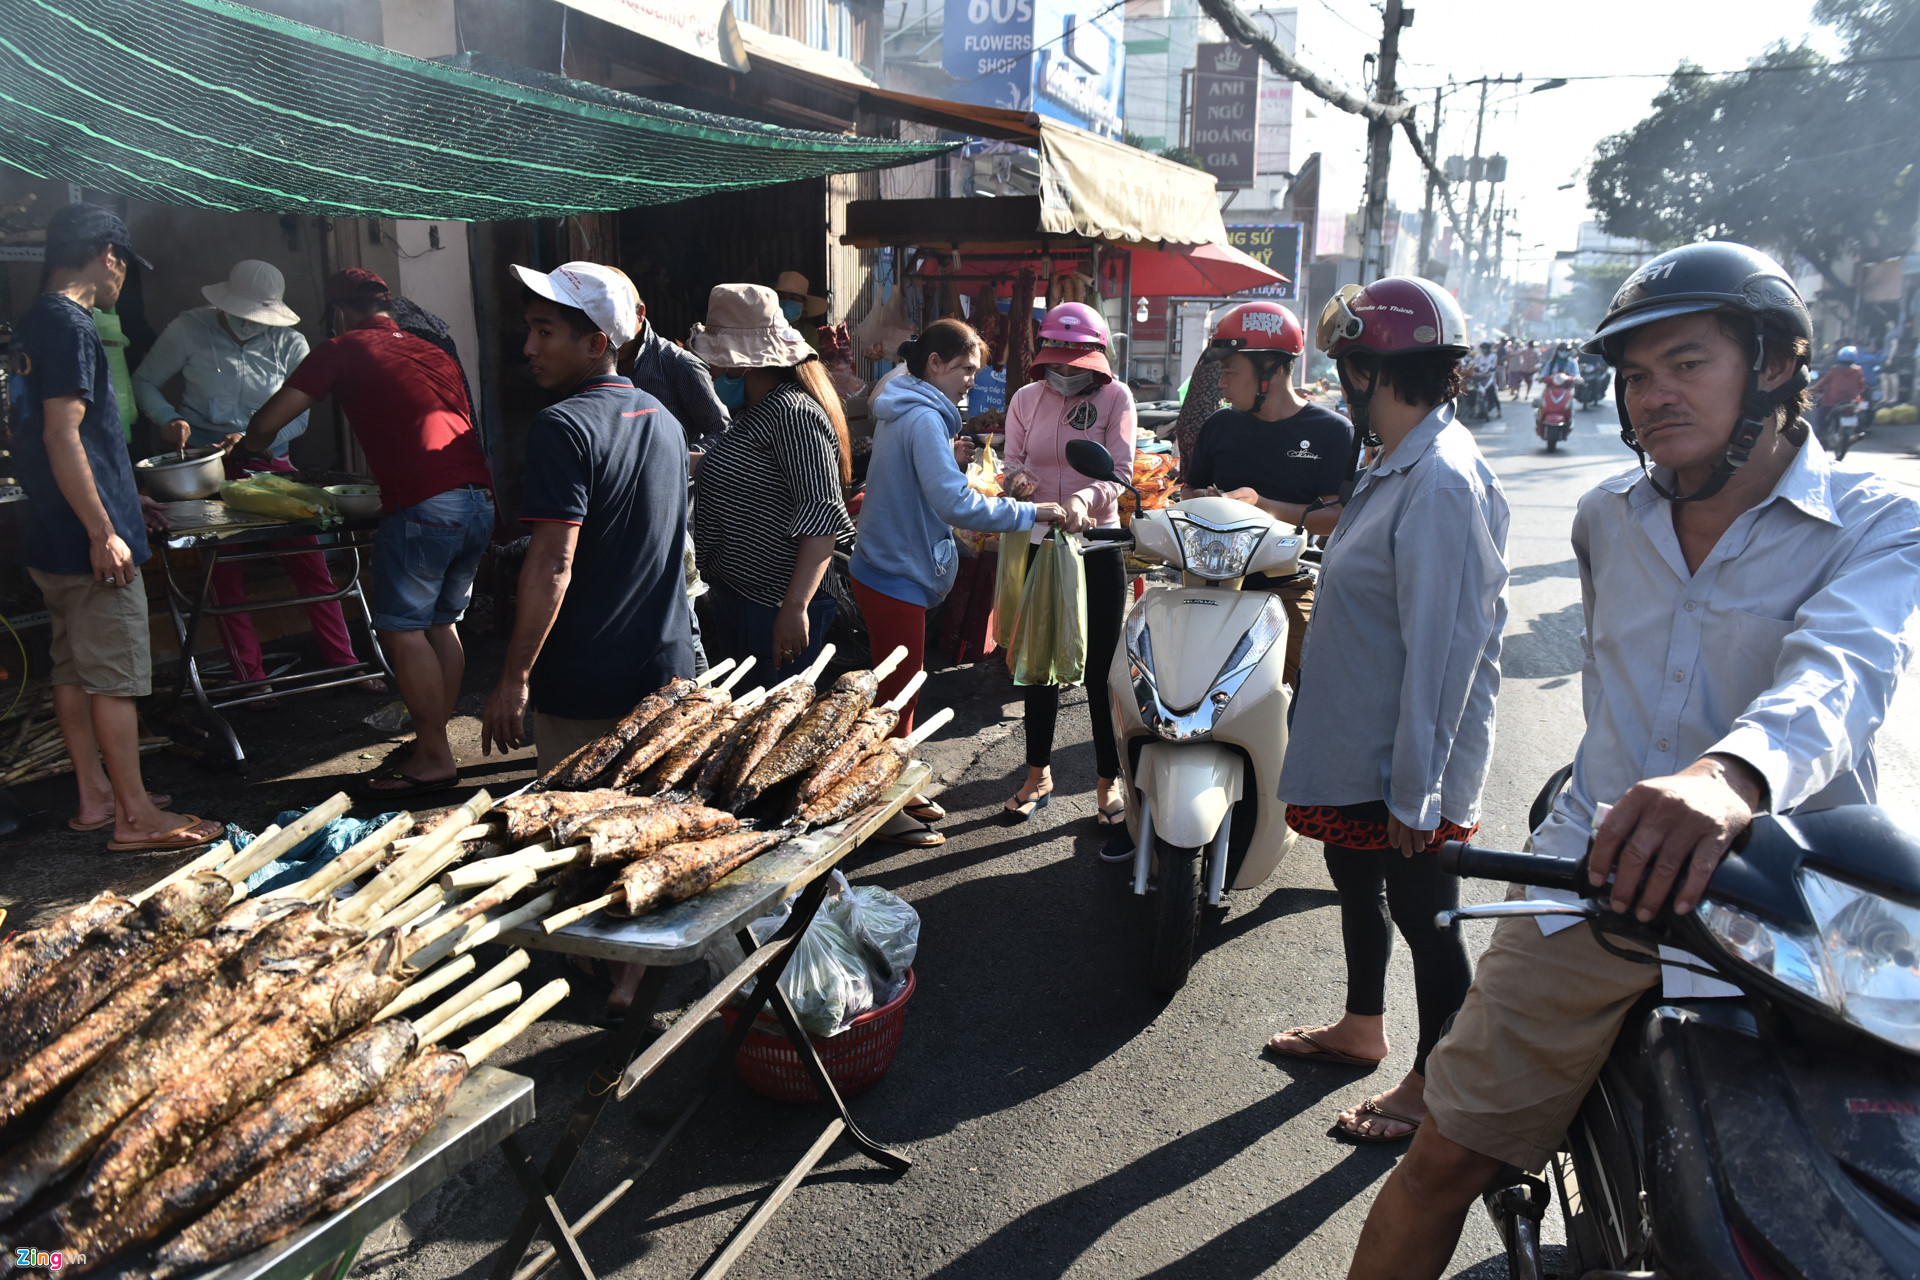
1169 514 1267 580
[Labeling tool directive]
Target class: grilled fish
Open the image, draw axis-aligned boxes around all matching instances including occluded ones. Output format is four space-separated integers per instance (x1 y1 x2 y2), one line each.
542 677 696 789
0 897 303 1139
796 739 912 830
150 1049 469 1279
0 894 133 1012
0 906 358 1224
59 931 412 1229
689 707 762 803
579 803 740 867
789 707 897 815
0 874 233 1082
59 1020 417 1270
497 790 658 844
713 684 816 808
734 672 879 808
611 831 784 918
547 797 664 845
642 704 742 794
606 687 728 789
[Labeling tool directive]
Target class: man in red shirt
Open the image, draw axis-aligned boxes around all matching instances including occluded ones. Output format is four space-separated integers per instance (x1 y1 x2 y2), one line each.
242 269 494 798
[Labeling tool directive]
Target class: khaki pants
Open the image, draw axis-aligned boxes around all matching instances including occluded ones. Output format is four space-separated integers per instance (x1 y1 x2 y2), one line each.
30 566 153 698
533 711 619 775
1422 889 1660 1171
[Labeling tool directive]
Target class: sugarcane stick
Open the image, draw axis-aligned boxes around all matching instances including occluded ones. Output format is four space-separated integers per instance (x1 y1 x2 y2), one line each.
537 892 620 935
404 869 536 954
341 791 492 923
131 841 237 905
870 644 909 681
883 668 929 712
408 889 558 970
412 950 531 1041
416 982 521 1046
691 657 734 687
219 793 354 887
457 979 570 1065
285 813 412 903
371 954 476 1022
390 823 497 854
440 844 583 891
370 885 447 933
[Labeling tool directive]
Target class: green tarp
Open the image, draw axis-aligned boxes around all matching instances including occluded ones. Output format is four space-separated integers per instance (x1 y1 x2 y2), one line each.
0 0 952 219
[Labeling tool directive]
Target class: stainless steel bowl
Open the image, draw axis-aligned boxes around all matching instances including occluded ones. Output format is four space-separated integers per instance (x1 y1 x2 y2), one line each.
135 446 227 501
325 485 384 520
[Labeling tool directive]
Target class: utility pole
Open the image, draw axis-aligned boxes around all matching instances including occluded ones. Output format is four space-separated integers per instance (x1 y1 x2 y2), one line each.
1359 0 1411 284
1416 83 1442 279
1461 77 1488 315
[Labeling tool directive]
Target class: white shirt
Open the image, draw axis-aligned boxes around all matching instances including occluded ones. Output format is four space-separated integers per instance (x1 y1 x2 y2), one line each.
1278 403 1511 829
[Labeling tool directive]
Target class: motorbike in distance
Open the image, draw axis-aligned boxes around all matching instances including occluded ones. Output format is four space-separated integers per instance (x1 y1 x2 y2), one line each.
1535 372 1577 451
1575 353 1611 411
1460 361 1503 424
1062 438 1303 994
1818 396 1872 461
1441 787 1920 1280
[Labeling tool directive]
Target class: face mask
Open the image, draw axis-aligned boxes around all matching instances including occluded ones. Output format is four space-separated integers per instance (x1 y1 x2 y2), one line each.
1047 368 1095 396
781 299 805 321
714 373 746 408
224 313 269 342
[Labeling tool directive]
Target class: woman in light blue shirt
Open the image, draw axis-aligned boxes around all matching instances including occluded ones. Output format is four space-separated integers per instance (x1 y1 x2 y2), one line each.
1267 278 1509 1146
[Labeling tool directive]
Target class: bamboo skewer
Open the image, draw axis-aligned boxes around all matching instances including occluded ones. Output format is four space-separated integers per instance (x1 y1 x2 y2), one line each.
457 979 570 1065
441 844 584 892
132 840 238 904
881 669 928 713
716 655 756 692
341 790 493 923
690 657 734 687
412 950 531 1041
903 706 955 748
390 823 498 854
416 982 522 1046
284 813 412 903
372 953 477 1022
869 644 909 681
408 889 559 970
797 643 836 686
404 869 536 955
220 793 354 886
537 892 619 936
370 885 447 934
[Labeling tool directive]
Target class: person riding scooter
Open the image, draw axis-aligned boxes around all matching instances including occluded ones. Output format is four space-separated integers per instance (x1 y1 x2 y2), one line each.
1534 371 1576 449
1811 345 1868 451
1346 242 1920 1279
1574 347 1609 408
1461 342 1501 421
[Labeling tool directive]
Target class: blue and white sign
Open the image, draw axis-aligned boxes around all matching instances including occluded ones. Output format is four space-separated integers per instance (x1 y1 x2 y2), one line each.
942 0 1123 136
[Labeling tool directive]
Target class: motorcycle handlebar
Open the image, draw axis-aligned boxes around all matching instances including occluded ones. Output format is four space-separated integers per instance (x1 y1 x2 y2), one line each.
1082 528 1132 542
1437 840 1589 893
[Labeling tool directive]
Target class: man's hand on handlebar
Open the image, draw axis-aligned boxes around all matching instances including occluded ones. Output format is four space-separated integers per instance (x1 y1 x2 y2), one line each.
1589 754 1767 921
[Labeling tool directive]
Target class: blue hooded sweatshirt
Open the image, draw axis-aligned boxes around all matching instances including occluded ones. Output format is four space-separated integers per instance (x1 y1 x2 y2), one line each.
849 373 1037 607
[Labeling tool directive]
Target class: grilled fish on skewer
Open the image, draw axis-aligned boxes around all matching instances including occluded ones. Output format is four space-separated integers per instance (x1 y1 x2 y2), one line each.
613 830 784 917
689 705 763 803
605 689 725 789
789 708 896 816
0 898 305 1138
0 874 234 1081
713 683 814 808
541 677 696 789
496 790 656 844
578 803 740 867
796 708 953 831
643 703 744 794
733 675 878 808
0 895 133 1011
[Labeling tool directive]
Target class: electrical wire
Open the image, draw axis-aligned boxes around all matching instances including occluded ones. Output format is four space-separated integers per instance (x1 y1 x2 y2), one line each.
1400 50 1920 93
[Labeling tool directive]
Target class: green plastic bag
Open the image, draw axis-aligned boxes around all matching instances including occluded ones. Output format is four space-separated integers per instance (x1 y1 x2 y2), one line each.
991 535 1027 650
1010 531 1087 686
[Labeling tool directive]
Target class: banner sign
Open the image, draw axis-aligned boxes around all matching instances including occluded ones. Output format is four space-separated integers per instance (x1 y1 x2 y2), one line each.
943 0 1124 136
557 0 746 69
1194 42 1258 190
1223 223 1302 301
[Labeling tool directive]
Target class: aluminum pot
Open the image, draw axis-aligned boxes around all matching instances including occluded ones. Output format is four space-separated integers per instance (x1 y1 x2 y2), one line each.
134 446 227 501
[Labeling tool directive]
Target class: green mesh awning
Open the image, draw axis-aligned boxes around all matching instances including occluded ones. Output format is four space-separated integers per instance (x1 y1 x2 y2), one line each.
0 0 954 219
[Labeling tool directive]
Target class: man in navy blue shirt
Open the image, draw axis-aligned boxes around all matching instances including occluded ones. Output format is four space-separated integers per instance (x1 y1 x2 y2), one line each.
10 205 220 851
480 262 694 772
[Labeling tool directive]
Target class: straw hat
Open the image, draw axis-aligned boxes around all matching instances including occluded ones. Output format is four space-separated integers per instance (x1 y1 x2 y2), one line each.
203 260 299 326
688 284 815 369
774 270 828 320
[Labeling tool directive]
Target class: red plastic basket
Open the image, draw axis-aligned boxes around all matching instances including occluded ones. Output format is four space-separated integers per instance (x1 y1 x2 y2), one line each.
720 969 916 1103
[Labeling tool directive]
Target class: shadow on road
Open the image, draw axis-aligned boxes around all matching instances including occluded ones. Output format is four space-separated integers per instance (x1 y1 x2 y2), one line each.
1500 601 1584 680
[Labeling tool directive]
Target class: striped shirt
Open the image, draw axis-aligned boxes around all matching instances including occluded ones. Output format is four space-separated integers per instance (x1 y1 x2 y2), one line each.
693 381 853 608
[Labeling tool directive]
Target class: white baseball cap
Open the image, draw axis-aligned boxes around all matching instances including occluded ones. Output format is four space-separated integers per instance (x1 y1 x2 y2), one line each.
511 261 640 348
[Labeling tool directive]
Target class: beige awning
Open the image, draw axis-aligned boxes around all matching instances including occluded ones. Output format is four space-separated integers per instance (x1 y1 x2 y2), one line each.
555 0 748 70
1037 121 1227 246
737 20 876 88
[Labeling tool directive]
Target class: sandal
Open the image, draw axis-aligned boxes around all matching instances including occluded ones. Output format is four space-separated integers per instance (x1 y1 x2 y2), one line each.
70 793 173 833
1003 787 1052 821
1264 1027 1386 1069
873 814 945 848
1334 1097 1423 1144
356 768 461 799
1095 799 1127 826
106 815 223 853
902 796 946 823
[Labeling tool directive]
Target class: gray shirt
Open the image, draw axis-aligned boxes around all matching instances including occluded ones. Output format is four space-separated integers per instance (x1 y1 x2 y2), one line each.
132 306 310 456
1531 438 1920 867
1278 403 1511 830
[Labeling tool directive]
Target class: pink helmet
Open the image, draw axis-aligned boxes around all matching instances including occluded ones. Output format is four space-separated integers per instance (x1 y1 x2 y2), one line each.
1038 301 1109 347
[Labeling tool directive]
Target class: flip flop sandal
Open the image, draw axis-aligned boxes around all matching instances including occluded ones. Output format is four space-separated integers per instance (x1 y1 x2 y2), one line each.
903 798 946 823
1003 790 1052 821
70 793 173 832
875 824 945 848
356 768 461 800
1334 1098 1423 1145
1095 800 1128 826
106 815 223 854
1264 1027 1387 1069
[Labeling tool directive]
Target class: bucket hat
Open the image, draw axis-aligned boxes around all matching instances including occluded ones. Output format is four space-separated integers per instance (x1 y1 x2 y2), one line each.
774 270 828 320
689 284 815 369
202 260 300 326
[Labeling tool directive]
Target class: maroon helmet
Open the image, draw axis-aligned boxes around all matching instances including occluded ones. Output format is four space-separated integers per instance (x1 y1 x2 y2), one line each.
1317 276 1469 358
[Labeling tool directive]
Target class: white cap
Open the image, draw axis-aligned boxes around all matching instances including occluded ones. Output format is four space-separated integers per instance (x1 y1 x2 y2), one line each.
511 261 640 348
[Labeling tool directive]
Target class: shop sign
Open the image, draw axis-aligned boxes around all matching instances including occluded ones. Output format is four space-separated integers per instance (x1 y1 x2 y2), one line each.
556 0 746 69
1194 43 1258 189
942 0 1125 136
970 363 1008 412
1223 223 1302 301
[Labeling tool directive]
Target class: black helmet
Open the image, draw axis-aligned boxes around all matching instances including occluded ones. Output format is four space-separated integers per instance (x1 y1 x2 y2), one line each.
1585 241 1812 504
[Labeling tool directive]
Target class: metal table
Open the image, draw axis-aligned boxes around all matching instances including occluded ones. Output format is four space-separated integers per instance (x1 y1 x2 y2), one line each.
98 1067 535 1280
488 763 930 1280
157 502 393 769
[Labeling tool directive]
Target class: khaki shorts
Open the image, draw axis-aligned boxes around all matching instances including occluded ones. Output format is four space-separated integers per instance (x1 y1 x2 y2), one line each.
534 711 620 775
1422 887 1660 1172
30 566 153 698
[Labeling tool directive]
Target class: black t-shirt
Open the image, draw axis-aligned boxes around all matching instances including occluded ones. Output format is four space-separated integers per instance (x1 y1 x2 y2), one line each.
1185 403 1356 506
8 293 150 575
520 376 694 720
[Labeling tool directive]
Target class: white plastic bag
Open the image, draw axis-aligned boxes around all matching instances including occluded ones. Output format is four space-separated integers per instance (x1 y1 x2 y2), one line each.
780 916 874 1036
832 884 920 1004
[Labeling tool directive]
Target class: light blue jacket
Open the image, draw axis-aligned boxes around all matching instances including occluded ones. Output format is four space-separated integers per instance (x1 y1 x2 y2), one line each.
849 374 1036 607
133 307 310 456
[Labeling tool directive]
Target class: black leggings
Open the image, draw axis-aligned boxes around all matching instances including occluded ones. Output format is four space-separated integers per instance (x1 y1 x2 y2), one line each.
1322 843 1473 1076
1023 542 1126 779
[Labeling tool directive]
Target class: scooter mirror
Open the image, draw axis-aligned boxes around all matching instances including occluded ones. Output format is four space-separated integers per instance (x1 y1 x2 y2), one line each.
1064 439 1119 483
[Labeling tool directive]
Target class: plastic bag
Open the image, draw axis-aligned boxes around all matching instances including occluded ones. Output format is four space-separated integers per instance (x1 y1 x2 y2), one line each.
1010 532 1087 686
237 810 404 896
780 915 874 1036
991 534 1026 649
221 474 339 526
831 884 920 1005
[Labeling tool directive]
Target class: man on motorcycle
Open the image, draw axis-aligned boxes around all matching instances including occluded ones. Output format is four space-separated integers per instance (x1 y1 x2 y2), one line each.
1346 242 1920 1279
1810 345 1867 446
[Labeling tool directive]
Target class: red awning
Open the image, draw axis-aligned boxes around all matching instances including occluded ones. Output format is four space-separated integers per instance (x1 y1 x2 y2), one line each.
1128 241 1287 297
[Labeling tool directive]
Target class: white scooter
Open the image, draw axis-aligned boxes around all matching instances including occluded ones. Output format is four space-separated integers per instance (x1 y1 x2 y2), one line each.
1064 440 1303 994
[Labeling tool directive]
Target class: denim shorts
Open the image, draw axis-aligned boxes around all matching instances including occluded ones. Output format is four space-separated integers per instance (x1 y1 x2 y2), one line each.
372 486 495 631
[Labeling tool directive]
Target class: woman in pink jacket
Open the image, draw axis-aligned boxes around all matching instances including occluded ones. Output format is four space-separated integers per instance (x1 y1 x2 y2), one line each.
1002 303 1137 824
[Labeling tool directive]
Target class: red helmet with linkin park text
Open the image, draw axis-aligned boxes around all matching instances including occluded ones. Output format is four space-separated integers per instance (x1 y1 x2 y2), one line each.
1317 276 1468 358
1201 301 1305 360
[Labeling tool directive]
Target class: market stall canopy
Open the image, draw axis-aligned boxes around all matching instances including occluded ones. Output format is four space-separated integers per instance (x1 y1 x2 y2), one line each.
1126 241 1288 296
0 0 953 221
